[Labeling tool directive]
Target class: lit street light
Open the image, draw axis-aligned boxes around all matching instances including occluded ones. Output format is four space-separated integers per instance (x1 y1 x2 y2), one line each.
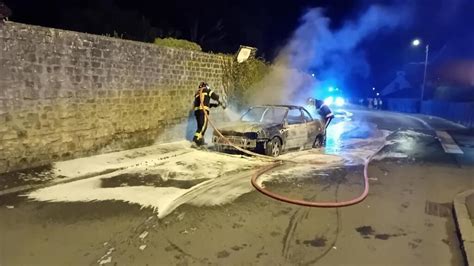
411 38 429 101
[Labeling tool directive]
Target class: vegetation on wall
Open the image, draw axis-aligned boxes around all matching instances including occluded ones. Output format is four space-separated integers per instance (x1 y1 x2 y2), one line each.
154 37 202 51
222 57 270 110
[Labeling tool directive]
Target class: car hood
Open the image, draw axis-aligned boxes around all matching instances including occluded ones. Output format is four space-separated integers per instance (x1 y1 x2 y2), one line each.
216 121 280 135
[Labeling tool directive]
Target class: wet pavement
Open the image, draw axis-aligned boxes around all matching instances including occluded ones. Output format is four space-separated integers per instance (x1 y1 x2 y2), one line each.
1 108 473 265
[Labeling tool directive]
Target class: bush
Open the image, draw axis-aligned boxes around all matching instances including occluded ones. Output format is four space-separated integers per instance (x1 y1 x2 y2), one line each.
153 37 202 51
223 58 270 109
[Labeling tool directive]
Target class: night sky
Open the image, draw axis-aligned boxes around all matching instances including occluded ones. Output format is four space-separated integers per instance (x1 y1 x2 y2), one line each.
4 0 474 94
4 0 359 55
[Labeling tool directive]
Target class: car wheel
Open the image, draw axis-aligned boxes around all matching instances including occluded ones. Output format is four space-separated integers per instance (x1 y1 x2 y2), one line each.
266 137 282 157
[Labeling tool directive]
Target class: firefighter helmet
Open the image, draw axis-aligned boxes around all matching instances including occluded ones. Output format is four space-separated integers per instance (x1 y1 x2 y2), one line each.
199 82 209 89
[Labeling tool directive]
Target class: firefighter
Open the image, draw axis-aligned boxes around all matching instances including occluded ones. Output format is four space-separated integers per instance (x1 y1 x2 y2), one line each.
314 99 334 146
192 82 225 146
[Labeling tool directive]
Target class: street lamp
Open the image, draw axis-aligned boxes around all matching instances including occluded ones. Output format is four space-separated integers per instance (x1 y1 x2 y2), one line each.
411 39 429 101
236 45 257 63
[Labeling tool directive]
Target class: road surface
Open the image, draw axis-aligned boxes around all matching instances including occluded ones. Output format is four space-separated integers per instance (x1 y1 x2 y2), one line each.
1 108 473 265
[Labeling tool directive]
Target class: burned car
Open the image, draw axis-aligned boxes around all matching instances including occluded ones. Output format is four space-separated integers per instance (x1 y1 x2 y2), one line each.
212 105 325 157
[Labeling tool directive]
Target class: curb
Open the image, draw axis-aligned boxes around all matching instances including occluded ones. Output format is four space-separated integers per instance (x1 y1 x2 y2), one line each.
454 189 474 266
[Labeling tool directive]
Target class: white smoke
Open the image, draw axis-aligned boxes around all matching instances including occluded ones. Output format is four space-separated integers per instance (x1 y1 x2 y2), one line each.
251 4 411 105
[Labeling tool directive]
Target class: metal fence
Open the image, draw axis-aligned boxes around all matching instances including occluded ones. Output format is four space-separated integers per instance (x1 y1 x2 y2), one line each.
385 98 474 128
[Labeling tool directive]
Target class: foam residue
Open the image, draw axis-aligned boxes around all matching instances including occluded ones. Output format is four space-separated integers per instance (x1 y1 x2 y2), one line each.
256 163 341 187
372 152 408 161
395 129 432 138
26 139 346 218
27 145 268 218
52 141 193 178
26 120 429 219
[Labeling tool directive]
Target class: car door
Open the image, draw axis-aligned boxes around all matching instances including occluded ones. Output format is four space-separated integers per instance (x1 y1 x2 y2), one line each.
284 108 308 149
301 107 323 146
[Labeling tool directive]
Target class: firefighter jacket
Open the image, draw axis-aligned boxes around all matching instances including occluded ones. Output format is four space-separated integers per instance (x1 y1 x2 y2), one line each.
315 99 334 119
193 87 220 111
319 104 334 119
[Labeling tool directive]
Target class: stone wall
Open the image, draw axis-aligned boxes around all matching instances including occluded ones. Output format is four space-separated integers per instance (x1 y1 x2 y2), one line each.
0 22 231 173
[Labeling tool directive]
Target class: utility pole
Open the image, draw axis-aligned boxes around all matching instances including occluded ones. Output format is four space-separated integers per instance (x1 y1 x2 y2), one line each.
421 44 429 102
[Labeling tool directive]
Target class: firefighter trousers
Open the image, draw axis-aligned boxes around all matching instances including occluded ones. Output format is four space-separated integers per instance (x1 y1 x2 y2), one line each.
322 117 333 146
193 110 209 146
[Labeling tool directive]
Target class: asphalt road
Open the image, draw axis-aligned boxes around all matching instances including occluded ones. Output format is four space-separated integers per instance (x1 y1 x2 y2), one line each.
1 108 473 266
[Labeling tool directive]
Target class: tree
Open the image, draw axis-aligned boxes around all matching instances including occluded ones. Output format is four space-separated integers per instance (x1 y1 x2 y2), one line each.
0 1 12 21
58 0 160 42
189 18 226 50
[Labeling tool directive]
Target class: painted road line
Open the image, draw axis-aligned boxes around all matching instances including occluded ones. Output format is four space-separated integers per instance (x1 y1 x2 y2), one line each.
436 131 464 154
408 115 433 130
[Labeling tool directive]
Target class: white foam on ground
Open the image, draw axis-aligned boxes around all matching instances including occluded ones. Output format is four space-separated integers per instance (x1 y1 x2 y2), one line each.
28 171 188 217
373 152 408 161
256 164 341 187
52 141 192 178
396 129 431 138
27 120 427 219
27 147 269 218
27 142 346 218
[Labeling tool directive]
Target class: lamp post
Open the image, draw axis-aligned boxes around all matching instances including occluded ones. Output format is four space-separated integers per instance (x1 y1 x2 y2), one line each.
412 39 429 102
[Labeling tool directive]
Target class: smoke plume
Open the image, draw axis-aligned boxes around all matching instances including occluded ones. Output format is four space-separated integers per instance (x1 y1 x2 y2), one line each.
251 3 411 105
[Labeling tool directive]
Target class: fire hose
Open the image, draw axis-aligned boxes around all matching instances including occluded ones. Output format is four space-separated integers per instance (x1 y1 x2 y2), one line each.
203 109 381 208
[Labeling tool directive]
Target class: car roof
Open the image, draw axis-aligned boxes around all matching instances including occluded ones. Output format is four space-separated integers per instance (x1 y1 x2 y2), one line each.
252 104 302 110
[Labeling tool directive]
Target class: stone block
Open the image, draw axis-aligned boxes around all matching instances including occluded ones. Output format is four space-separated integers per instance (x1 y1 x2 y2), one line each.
43 89 59 99
91 61 102 68
76 90 91 98
107 90 118 98
2 131 18 140
0 123 11 134
97 90 107 98
23 88 40 100
91 49 102 58
58 90 74 98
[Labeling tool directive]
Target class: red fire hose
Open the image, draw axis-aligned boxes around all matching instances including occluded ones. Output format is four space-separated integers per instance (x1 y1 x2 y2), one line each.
249 158 372 207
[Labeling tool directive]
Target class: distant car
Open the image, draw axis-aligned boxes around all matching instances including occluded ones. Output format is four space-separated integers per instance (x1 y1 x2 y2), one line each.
212 105 325 157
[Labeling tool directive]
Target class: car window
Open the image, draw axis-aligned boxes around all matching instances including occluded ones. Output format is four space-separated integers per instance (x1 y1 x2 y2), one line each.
301 108 313 122
305 104 322 119
262 108 287 123
241 107 266 122
241 107 287 123
287 109 304 125
314 112 323 121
